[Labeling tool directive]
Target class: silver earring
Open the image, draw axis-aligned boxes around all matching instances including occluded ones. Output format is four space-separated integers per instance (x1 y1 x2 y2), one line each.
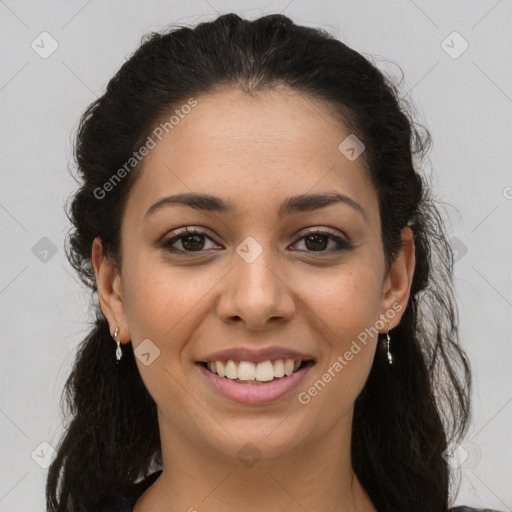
385 321 392 365
113 326 122 362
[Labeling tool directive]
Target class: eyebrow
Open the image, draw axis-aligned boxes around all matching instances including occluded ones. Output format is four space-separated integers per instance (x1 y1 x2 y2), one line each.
144 191 367 222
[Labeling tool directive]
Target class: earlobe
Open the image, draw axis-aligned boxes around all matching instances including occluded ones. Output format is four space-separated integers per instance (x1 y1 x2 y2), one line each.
380 227 416 328
91 237 130 342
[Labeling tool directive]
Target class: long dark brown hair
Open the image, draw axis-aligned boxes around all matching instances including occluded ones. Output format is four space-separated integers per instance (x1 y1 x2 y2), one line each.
46 13 472 512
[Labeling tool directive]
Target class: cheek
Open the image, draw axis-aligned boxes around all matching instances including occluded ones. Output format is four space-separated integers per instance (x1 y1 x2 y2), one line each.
300 263 381 386
121 263 212 399
302 262 383 333
120 251 203 342
295 270 380 424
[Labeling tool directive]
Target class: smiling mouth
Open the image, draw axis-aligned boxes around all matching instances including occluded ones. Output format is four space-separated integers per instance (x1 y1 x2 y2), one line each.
197 359 316 384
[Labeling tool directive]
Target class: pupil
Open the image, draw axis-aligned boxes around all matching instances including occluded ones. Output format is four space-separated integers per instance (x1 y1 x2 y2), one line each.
305 234 327 251
183 234 204 251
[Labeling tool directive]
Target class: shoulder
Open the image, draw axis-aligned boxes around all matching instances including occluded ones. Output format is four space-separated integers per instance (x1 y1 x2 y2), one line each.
449 507 505 512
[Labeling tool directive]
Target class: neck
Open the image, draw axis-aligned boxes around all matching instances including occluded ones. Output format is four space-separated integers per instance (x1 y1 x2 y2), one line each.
134 408 376 512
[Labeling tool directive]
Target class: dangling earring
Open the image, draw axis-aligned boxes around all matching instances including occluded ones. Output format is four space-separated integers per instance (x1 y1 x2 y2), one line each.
113 326 122 363
385 320 392 365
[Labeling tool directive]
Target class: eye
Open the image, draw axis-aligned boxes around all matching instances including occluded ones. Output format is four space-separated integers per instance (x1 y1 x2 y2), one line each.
290 228 354 254
160 227 220 254
159 226 354 256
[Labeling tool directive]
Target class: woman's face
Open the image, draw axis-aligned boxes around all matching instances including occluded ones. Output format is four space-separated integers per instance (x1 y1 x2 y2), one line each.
94 86 414 462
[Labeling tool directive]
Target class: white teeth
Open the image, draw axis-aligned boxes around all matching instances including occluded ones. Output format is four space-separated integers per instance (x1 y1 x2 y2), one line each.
216 361 226 378
237 361 256 381
255 361 274 381
284 359 294 376
273 360 285 377
204 358 307 382
224 360 238 380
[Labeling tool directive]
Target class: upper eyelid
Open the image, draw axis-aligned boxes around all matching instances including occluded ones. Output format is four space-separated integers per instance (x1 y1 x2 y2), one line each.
164 226 218 243
164 226 346 241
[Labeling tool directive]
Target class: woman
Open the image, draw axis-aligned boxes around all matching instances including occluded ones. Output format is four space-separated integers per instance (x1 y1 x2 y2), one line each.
45 13 503 512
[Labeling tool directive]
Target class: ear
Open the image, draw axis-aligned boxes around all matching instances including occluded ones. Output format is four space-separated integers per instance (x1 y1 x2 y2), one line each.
379 226 415 330
91 237 130 344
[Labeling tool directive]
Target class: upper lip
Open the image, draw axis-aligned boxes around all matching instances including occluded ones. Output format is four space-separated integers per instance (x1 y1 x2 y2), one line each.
197 347 316 364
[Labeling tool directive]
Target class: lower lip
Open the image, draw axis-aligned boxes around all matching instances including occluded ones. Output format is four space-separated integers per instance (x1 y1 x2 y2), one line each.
196 362 315 405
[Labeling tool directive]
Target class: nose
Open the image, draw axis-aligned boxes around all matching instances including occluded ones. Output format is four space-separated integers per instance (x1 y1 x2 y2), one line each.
215 245 296 330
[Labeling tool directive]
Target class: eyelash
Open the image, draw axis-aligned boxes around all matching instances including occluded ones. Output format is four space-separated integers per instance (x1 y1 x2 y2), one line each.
160 226 354 256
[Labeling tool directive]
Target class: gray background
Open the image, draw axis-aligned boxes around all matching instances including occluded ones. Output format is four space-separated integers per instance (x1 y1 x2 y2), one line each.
0 0 511 510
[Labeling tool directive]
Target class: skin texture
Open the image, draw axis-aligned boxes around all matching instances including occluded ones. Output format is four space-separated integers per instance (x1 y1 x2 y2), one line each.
92 86 415 512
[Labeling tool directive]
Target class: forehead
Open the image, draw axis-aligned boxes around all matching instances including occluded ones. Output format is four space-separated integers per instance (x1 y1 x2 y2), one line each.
123 86 377 222
151 86 355 167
